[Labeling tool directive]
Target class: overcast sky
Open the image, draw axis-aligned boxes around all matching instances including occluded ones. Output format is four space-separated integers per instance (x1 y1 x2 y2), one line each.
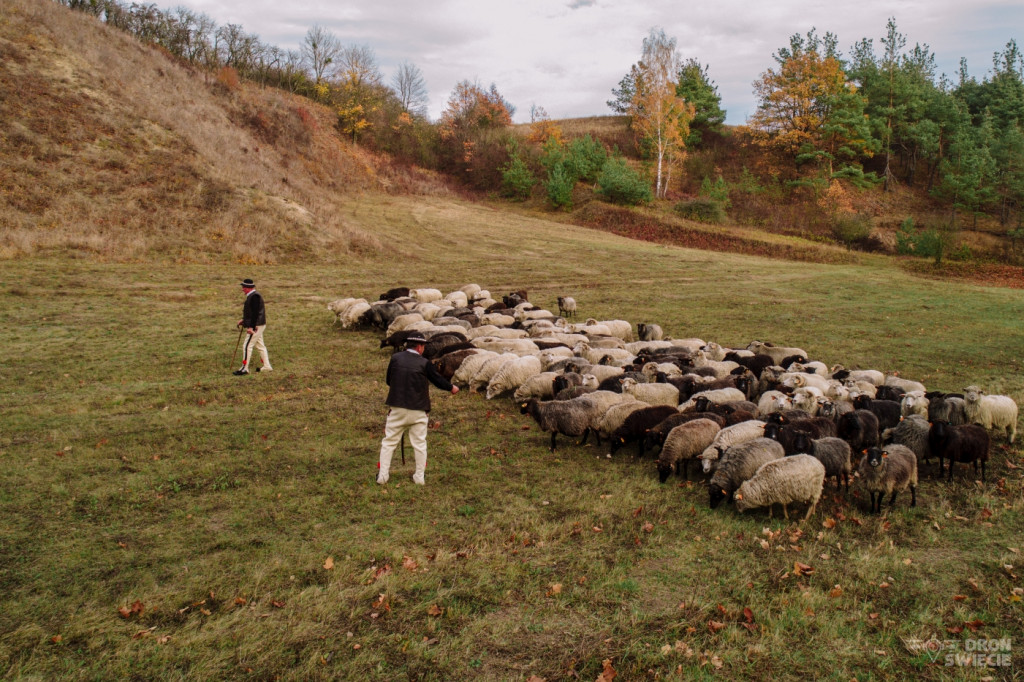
172 0 1022 125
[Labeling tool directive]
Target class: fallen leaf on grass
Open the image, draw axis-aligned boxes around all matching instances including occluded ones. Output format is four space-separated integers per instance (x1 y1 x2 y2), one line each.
793 562 814 576
118 600 145 619
271 600 286 608
527 676 547 682
157 635 170 644
981 508 993 519
324 557 334 570
829 585 843 598
642 522 654 533
592 526 603 533
967 578 980 591
632 506 643 517
822 518 836 529
947 625 965 634
743 607 754 623
353 643 361 650
868 613 879 620
199 608 211 616
427 604 442 616
595 658 617 682
711 655 723 669
964 619 984 632
402 556 418 571
953 595 967 602
879 582 891 589
708 620 726 633
51 635 62 644
234 597 247 606
547 583 563 596
759 539 770 550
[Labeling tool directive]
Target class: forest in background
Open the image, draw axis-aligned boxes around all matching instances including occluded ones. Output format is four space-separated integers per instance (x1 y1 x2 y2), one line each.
34 1 1024 266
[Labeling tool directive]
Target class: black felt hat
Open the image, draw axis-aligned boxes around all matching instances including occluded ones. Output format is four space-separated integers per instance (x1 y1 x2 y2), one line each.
405 334 427 345
240 278 255 288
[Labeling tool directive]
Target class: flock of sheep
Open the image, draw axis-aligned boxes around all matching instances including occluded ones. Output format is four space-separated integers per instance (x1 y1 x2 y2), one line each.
329 284 1019 521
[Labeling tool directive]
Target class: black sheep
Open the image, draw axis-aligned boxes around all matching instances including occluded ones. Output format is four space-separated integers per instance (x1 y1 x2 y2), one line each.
725 353 776 378
874 385 905 402
928 421 991 482
837 409 880 453
851 395 902 433
379 287 410 302
609 405 681 457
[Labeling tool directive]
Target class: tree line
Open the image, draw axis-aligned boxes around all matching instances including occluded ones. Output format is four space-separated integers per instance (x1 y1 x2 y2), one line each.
56 1 1023 237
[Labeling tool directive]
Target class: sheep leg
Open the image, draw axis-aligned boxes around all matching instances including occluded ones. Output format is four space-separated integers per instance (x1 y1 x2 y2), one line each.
680 460 688 481
636 439 645 458
782 503 790 521
804 500 816 520
577 428 591 446
549 432 558 452
888 491 898 508
981 459 985 482
910 485 917 507
947 459 955 483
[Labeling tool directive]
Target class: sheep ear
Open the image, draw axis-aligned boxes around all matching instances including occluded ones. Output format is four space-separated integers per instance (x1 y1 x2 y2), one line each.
882 452 889 458
734 493 743 500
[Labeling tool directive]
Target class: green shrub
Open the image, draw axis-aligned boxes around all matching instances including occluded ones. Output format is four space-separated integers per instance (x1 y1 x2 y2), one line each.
545 163 574 209
831 213 872 250
564 135 608 183
500 146 535 201
595 158 651 205
699 175 731 208
674 197 726 224
895 217 916 255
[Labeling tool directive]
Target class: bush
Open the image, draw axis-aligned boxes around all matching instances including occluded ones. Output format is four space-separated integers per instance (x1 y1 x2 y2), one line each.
895 217 916 255
699 175 731 208
595 158 651 206
895 217 961 264
564 135 607 183
501 142 535 201
545 163 574 209
674 197 726 224
831 213 872 250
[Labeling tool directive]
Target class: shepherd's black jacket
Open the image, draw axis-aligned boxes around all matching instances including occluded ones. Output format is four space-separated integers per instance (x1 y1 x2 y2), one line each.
242 291 266 328
385 350 453 412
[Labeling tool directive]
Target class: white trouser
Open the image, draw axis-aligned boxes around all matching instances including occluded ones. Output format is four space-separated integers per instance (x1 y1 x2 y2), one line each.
241 325 270 368
379 407 428 480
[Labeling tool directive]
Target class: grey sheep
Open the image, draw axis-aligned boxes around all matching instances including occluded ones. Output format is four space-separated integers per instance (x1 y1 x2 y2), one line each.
707 437 785 509
520 396 597 452
880 414 932 470
557 296 578 318
927 392 967 426
791 433 853 492
637 323 664 341
858 445 918 513
657 418 722 483
735 454 826 520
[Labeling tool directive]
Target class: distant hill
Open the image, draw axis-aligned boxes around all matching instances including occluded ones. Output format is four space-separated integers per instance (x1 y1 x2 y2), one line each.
0 0 452 263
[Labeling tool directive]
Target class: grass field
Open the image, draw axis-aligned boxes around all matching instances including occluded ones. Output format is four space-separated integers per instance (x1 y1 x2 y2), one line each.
1 194 1022 681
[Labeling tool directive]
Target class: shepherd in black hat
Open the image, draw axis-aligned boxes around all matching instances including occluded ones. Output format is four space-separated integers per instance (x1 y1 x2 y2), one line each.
234 278 272 375
377 334 459 485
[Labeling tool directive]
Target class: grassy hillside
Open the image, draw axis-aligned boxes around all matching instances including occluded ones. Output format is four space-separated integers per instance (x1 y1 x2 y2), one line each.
0 0 452 263
1 193 1022 680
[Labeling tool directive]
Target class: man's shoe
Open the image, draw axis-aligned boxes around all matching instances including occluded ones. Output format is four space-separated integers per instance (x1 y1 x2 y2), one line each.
257 367 273 372
233 368 249 376
412 472 425 485
376 471 389 484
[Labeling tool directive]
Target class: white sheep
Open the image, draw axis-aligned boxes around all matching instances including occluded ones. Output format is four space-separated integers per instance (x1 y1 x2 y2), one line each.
843 379 877 398
700 420 768 473
547 332 590 347
573 342 634 366
594 398 647 442
787 360 829 376
678 387 746 413
589 318 633 342
789 387 825 415
536 347 576 369
900 390 929 418
700 342 729 361
468 353 520 393
412 302 445 321
746 340 808 364
410 288 443 303
385 312 426 336
471 337 540 355
691 350 739 378
486 355 543 400
327 297 365 317
557 296 578 318
337 301 370 327
512 372 560 402
780 372 831 393
735 455 826 520
584 364 625 383
458 283 482 299
756 390 791 417
669 338 706 353
830 365 885 386
884 374 927 394
625 340 674 354
443 290 469 308
658 418 722 482
963 385 1018 443
451 350 499 386
620 377 679 407
641 362 683 380
480 312 516 327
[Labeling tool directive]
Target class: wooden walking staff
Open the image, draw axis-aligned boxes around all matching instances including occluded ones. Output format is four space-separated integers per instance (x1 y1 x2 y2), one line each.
231 324 244 368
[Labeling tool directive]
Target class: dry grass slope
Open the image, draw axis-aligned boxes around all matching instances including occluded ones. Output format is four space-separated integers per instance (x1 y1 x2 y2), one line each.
0 0 452 263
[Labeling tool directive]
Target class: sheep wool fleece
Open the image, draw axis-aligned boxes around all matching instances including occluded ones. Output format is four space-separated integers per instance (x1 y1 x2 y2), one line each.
378 349 454 484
